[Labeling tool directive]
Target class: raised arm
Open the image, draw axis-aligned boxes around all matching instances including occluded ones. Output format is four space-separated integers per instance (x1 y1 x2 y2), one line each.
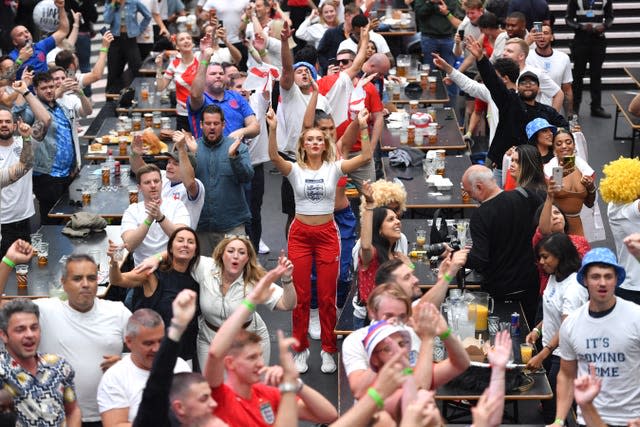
341 108 372 173
13 80 51 127
266 108 293 175
0 120 34 187
302 80 320 130
189 47 214 112
0 240 34 295
82 32 114 88
419 249 468 308
217 27 242 65
52 0 70 46
172 131 198 199
279 21 295 90
273 251 297 310
344 25 371 80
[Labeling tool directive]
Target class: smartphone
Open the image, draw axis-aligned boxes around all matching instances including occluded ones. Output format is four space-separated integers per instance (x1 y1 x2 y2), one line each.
66 68 75 79
328 57 338 67
552 166 563 186
25 39 32 47
562 155 576 169
218 20 224 28
99 26 108 36
533 21 542 32
458 29 465 38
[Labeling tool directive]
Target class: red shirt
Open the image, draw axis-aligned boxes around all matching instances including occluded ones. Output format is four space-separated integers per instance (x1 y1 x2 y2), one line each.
211 383 281 426
317 73 384 152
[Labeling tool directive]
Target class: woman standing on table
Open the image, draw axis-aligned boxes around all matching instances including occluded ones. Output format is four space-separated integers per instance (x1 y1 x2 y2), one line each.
267 106 372 374
525 232 588 424
108 227 200 363
134 234 296 370
543 129 596 237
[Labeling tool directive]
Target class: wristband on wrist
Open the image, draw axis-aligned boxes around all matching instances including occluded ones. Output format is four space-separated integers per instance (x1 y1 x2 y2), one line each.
200 59 209 66
143 218 153 227
241 298 256 312
439 327 452 340
100 47 109 53
15 59 23 66
545 345 554 353
154 253 163 262
443 272 454 283
447 11 453 17
22 136 31 142
157 215 166 223
554 418 564 426
402 367 414 375
533 327 541 336
170 320 187 330
2 256 16 269
408 262 415 270
258 49 267 56
367 387 384 409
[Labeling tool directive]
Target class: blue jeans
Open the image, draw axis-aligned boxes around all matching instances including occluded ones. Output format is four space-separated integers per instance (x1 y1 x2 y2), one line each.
421 34 459 101
76 34 92 97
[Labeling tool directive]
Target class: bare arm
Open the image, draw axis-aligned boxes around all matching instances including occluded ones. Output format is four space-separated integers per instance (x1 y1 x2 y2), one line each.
419 249 467 308
101 408 131 427
297 384 339 424
82 32 114 88
266 108 293 175
189 48 213 112
173 132 198 198
343 25 370 80
302 81 319 130
629 93 640 117
279 22 295 90
129 134 147 174
64 401 82 427
0 240 35 295
52 0 70 46
551 89 564 113
0 123 33 187
432 332 470 387
561 83 574 116
273 253 297 310
340 109 372 173
554 359 578 426
485 330 510 427
358 180 376 268
13 80 51 127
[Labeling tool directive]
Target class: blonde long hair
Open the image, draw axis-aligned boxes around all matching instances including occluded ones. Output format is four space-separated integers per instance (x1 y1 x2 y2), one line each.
296 127 336 168
213 236 266 290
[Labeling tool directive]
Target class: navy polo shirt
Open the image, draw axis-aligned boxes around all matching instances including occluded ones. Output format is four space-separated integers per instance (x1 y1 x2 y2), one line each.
187 90 255 139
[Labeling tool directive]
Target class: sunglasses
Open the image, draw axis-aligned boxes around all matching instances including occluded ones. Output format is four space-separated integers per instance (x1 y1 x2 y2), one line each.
337 59 352 65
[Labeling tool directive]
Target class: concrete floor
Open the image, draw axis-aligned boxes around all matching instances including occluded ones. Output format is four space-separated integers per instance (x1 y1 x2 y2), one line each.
254 89 639 424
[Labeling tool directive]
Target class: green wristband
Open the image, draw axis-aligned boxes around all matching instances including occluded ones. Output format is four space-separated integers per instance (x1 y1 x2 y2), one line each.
2 256 16 269
100 47 109 53
402 367 414 375
443 272 453 283
200 59 209 66
533 327 541 336
154 253 163 262
15 59 23 66
439 327 452 341
143 218 153 227
554 418 564 426
367 387 384 409
241 298 256 312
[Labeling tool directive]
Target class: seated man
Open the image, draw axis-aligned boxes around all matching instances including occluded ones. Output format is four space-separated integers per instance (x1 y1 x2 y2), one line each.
97 308 191 426
0 298 81 426
342 284 470 402
204 263 338 426
121 164 191 265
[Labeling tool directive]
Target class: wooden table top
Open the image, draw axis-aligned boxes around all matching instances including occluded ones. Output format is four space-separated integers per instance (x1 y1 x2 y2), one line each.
624 67 640 87
382 156 478 209
381 107 465 151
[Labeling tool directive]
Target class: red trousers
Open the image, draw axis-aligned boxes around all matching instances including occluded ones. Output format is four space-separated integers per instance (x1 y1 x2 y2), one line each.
288 219 339 353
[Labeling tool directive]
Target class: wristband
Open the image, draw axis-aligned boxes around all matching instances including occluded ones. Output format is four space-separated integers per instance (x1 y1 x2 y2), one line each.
2 256 16 269
243 17 250 23
402 367 414 375
554 418 564 426
22 136 31 142
533 327 541 336
143 218 153 227
100 47 109 53
439 327 452 341
367 387 384 409
157 215 166 223
170 320 186 330
154 253 163 262
241 298 256 312
200 59 209 66
408 262 415 270
545 345 554 353
15 59 23 66
447 11 453 17
443 272 454 283
258 49 267 56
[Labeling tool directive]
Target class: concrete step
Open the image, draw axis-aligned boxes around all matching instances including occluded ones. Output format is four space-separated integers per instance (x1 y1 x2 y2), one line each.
550 1 640 10
554 31 640 40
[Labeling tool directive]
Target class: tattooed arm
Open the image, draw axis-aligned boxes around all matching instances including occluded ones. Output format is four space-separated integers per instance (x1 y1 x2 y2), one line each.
0 121 34 187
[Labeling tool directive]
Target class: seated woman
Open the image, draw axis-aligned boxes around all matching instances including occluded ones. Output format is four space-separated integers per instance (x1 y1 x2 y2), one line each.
543 129 596 236
108 227 201 362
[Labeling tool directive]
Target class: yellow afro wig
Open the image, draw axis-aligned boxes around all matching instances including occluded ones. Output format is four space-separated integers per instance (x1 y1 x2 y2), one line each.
359 179 407 217
600 156 640 204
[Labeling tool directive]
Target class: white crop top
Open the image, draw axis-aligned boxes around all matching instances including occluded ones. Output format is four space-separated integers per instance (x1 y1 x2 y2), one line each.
286 160 344 215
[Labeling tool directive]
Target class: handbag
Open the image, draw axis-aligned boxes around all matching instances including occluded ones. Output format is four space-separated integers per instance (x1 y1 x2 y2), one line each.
443 365 534 394
430 209 449 244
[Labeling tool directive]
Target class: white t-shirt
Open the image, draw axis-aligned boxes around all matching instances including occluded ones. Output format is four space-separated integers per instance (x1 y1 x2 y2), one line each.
0 137 34 224
295 17 329 48
455 17 482 73
319 71 354 129
559 298 640 425
201 0 251 44
337 31 390 57
160 170 206 227
342 325 420 376
275 84 332 153
518 65 560 108
121 197 191 265
526 49 573 87
352 234 408 270
35 298 131 422
137 0 159 44
97 353 191 422
541 272 587 356
608 200 640 291
246 91 270 165
286 160 344 215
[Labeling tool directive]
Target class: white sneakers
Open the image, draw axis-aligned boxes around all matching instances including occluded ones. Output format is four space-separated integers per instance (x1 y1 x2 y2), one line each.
309 308 321 340
258 239 270 254
321 351 337 374
293 348 310 373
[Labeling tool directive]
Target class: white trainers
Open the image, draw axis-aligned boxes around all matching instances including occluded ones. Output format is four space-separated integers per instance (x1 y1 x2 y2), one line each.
293 348 310 373
321 351 337 374
258 239 270 254
309 308 321 340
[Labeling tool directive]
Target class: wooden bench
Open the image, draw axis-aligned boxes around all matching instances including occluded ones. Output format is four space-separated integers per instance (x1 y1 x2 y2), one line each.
611 92 640 157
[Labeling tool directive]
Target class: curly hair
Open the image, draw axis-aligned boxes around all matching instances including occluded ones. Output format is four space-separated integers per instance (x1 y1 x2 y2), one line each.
359 179 407 217
212 236 266 291
600 157 640 204
296 127 336 168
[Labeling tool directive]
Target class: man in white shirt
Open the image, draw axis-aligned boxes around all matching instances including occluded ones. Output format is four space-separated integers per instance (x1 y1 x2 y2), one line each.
526 24 574 116
49 66 92 119
98 308 191 425
121 164 191 265
0 107 34 256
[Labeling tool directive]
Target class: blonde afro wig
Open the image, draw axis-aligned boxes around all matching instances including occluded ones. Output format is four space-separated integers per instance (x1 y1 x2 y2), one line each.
600 156 640 204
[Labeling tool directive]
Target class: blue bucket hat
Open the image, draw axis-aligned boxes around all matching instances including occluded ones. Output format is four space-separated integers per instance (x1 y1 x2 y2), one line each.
576 247 626 287
293 62 318 81
525 117 557 142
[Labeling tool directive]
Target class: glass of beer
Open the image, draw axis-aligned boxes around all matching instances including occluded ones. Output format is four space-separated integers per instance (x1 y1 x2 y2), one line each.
140 82 150 102
428 76 437 92
37 242 49 266
420 72 429 89
119 137 128 156
129 187 139 204
409 100 419 114
416 227 427 247
82 188 92 205
101 164 110 187
144 113 153 129
16 264 29 288
520 343 533 363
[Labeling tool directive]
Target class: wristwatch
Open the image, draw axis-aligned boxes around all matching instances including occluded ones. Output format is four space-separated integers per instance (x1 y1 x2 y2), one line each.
278 378 303 394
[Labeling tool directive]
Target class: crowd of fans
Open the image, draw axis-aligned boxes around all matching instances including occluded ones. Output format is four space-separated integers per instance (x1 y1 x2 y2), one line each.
0 0 640 425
